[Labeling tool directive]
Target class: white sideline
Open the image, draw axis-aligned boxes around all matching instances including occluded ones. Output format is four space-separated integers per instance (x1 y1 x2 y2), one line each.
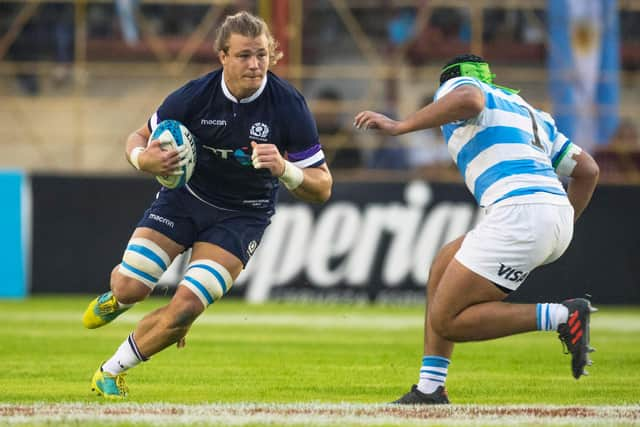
1 403 639 426
1 310 639 331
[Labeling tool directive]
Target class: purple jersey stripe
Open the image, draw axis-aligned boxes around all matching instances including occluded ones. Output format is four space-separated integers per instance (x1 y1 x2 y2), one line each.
288 144 322 162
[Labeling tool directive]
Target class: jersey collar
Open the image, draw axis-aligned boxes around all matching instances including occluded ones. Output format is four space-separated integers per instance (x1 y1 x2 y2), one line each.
221 71 268 104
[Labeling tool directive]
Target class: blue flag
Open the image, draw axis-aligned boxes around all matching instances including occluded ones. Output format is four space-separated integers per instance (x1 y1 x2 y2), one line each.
548 0 619 152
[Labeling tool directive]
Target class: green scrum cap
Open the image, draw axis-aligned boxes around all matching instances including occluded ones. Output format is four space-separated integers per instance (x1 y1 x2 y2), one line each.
440 60 519 94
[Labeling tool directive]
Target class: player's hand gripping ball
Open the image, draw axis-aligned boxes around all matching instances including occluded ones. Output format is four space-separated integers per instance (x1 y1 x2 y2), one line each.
148 120 197 189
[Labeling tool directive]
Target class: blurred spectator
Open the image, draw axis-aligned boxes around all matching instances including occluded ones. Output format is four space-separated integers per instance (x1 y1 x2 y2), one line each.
8 5 43 95
387 8 415 48
406 8 469 65
365 134 408 170
483 9 522 43
521 9 546 45
405 94 455 178
115 0 140 46
8 3 74 94
364 80 408 170
593 119 640 183
51 3 74 86
87 3 114 38
313 87 361 169
482 9 546 63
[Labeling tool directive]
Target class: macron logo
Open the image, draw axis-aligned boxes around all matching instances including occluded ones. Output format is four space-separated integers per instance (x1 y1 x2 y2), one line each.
149 213 174 228
201 119 227 126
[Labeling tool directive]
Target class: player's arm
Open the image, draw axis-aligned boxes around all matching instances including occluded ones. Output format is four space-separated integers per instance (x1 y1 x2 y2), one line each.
286 163 332 203
353 85 484 135
251 141 332 203
565 149 599 222
125 124 185 176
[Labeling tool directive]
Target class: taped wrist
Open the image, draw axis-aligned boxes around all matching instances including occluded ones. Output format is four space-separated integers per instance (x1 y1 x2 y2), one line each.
129 147 144 171
278 160 304 190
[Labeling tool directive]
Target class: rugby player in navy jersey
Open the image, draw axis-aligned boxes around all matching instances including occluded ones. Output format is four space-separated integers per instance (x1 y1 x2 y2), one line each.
355 54 600 404
82 11 332 399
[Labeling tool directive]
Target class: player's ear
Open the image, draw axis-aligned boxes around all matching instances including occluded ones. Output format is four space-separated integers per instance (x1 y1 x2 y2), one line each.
218 49 227 66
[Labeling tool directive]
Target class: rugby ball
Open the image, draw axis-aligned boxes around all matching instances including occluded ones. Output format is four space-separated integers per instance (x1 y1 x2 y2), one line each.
149 120 197 189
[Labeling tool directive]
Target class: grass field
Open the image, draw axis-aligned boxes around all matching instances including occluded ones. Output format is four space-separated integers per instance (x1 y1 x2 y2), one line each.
0 296 638 426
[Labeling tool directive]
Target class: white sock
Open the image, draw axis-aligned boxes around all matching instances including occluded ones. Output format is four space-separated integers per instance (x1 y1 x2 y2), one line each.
101 333 147 375
536 303 569 331
417 356 450 394
117 300 134 309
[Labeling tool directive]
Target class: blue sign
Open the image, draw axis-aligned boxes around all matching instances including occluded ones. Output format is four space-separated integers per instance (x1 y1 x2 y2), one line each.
0 171 29 298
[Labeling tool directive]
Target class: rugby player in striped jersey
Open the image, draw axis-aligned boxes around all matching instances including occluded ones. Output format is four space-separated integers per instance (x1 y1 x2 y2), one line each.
355 54 599 404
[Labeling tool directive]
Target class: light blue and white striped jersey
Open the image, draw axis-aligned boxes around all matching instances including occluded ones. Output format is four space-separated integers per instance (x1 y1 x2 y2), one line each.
435 76 577 208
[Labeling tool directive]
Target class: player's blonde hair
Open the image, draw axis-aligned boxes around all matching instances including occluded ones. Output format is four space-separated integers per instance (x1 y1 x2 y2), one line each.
214 11 283 66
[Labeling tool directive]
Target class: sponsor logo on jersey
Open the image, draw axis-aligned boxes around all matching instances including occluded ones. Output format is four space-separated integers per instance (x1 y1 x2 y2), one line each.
149 213 175 228
234 147 252 166
203 145 252 166
497 263 529 282
249 122 269 141
201 119 227 126
202 145 233 159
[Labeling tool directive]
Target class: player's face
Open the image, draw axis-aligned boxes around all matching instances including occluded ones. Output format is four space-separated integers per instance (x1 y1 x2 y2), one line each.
219 33 269 99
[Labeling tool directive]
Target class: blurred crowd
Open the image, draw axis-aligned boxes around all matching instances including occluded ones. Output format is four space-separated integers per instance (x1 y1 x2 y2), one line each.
1 1 639 182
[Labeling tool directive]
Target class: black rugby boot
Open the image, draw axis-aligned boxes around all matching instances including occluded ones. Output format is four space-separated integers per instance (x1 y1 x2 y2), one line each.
392 385 450 405
558 297 597 379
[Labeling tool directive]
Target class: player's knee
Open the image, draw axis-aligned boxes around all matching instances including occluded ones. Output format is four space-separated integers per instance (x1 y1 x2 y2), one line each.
111 273 151 304
430 311 447 337
430 307 458 341
179 259 233 308
432 320 459 341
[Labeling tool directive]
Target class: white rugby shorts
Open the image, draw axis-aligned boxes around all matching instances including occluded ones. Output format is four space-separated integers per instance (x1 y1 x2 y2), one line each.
455 202 574 291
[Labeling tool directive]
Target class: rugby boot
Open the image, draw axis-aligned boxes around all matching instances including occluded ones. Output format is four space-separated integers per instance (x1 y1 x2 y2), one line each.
392 385 450 404
91 366 128 399
82 291 131 329
558 297 597 379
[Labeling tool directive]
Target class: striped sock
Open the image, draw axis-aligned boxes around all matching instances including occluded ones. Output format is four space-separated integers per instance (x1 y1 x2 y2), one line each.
102 333 148 375
417 356 450 394
536 303 569 331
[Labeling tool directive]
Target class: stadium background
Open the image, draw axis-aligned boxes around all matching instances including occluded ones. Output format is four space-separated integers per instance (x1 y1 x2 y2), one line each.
1 0 639 304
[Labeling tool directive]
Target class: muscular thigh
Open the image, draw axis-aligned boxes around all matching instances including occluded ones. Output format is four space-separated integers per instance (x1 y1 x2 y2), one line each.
133 227 186 257
427 236 465 303
430 258 508 324
196 210 271 267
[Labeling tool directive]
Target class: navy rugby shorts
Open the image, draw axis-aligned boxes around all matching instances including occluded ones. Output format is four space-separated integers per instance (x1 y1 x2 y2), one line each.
136 187 271 265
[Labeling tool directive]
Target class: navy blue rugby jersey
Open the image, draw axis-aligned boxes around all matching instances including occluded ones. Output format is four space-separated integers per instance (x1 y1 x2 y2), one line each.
147 69 325 213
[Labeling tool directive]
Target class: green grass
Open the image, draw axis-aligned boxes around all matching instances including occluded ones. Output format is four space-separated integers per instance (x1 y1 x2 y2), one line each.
0 296 638 405
0 296 639 426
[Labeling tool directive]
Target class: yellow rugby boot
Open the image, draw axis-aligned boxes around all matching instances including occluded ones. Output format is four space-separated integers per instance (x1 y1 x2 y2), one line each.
91 367 128 399
82 291 131 329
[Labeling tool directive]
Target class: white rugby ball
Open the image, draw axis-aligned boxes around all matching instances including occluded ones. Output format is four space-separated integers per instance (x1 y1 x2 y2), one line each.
149 120 197 189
